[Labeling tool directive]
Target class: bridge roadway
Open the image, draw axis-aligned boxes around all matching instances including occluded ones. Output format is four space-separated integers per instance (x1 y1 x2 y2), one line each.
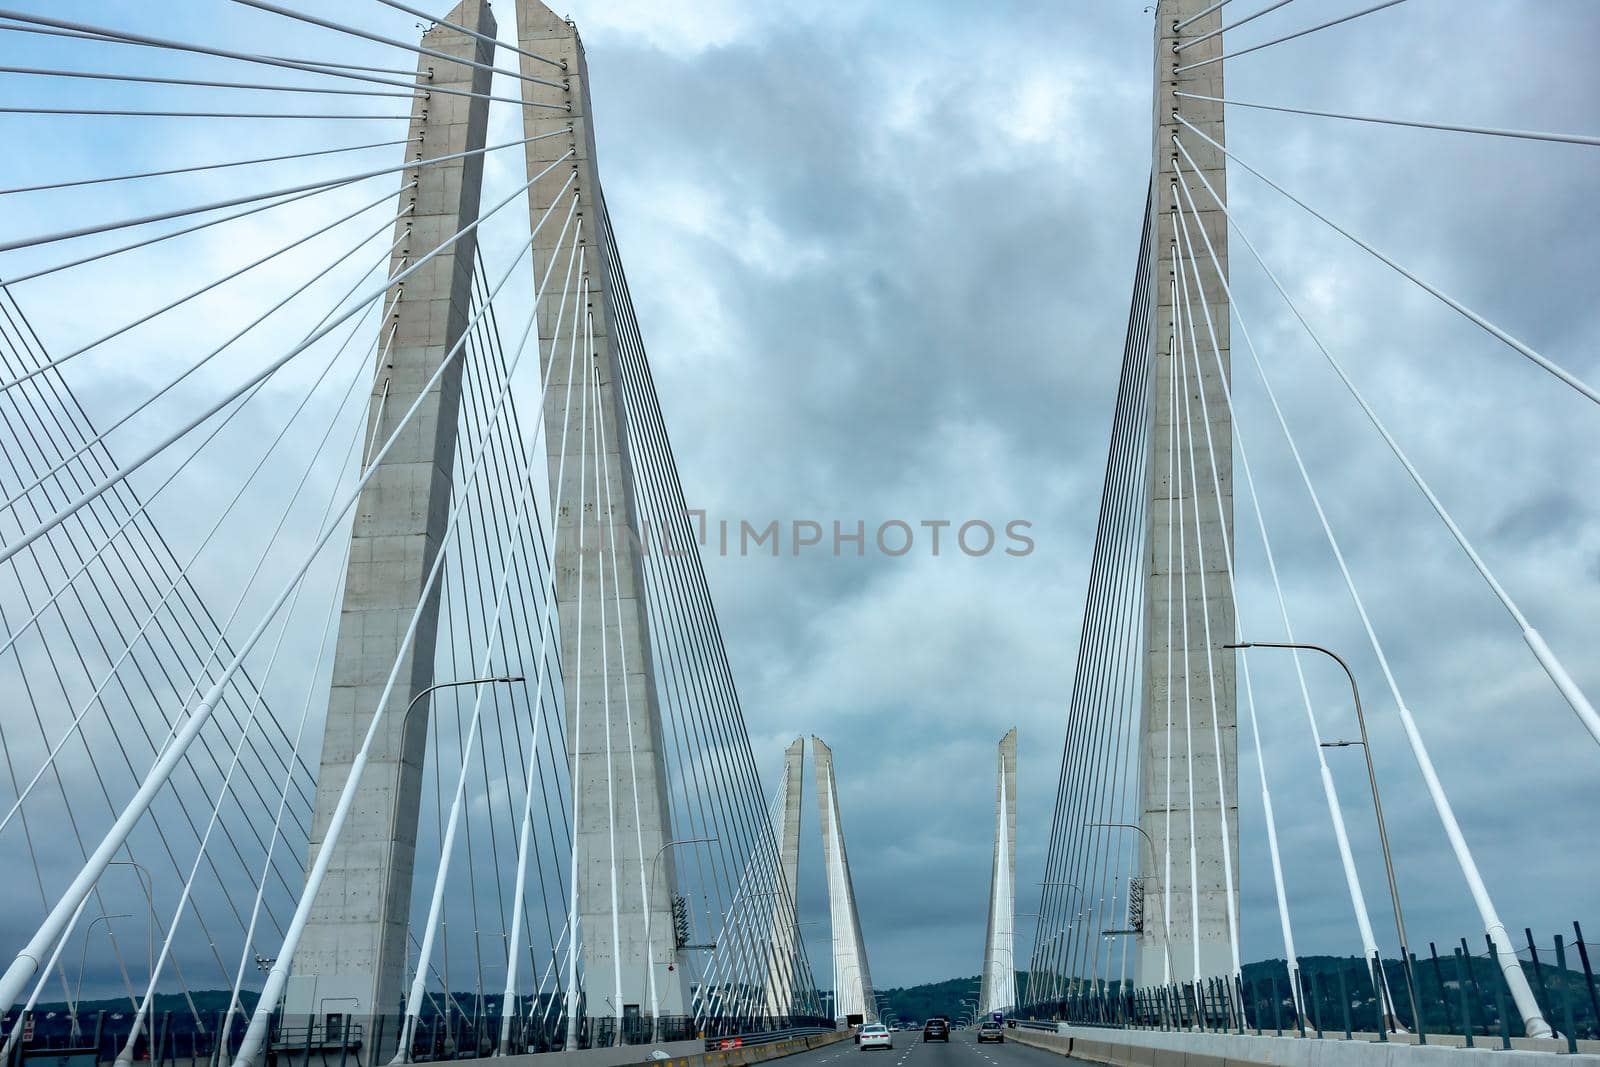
774 1031 1077 1067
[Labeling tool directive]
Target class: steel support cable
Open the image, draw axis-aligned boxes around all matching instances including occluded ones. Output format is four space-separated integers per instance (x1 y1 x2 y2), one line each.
593 343 744 986
0 180 576 1020
462 297 571 993
600 230 821 1013
1171 145 1555 1039
450 340 520 1019
1 179 411 398
476 245 584 1040
459 294 565 1031
0 351 366 944
1175 92 1600 149
1174 115 1600 405
0 403 300 1004
1159 328 1177 992
603 300 780 1008
0 129 566 257
1171 231 1241 977
0 335 324 940
1175 0 1235 33
1 175 367 292
0 364 306 839
473 251 593 1030
596 270 761 971
0 154 576 573
440 380 510 1028
0 107 408 119
222 365 385 1043
0 286 321 844
227 0 567 87
559 269 592 1049
229 216 574 1067
1103 257 1156 995
0 589 143 1013
0 202 407 554
1170 272 1203 984
1175 128 1600 746
0 453 243 993
600 267 766 1014
0 195 409 558
0 9 567 106
0 63 481 99
1171 195 1301 997
598 219 811 988
375 204 580 1055
109 454 369 1067
1175 0 1411 73
0 21 422 78
1031 199 1154 999
0 632 126 1021
422 227 580 1031
1170 171 1390 988
458 276 564 1002
108 255 398 842
1070 249 1155 996
1035 272 1149 960
0 137 412 197
1175 0 1297 51
584 318 628 1024
1056 279 1158 998
1 896 94 1061
0 278 388 839
397 333 560 1062
370 0 566 72
1062 266 1154 994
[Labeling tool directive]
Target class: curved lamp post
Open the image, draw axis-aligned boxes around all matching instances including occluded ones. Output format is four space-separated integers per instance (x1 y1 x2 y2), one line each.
1226 640 1417 1032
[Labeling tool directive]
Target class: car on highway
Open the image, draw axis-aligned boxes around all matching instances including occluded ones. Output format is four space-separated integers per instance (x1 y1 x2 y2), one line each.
922 1018 949 1042
859 1024 893 1051
977 1022 1004 1044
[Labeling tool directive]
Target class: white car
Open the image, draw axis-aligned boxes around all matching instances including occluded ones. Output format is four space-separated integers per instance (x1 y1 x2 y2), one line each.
858 1024 893 1051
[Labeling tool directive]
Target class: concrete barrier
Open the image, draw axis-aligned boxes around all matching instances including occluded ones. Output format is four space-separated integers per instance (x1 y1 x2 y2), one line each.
1007 1023 1600 1067
493 1028 852 1067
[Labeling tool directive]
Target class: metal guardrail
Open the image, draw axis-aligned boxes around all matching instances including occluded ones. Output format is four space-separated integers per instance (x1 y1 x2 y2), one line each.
704 1025 836 1051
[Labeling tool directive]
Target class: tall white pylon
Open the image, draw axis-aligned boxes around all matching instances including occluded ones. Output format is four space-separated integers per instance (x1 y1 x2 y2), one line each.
812 737 875 1024
980 728 1018 1016
1137 0 1238 986
765 738 806 1017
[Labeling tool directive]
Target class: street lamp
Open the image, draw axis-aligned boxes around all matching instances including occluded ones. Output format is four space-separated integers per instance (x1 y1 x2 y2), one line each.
73 913 130 1039
388 675 522 1063
1227 640 1417 1030
1085 824 1171 956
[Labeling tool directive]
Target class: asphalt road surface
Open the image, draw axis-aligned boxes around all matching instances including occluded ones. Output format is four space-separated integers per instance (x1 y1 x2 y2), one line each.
776 1030 1079 1067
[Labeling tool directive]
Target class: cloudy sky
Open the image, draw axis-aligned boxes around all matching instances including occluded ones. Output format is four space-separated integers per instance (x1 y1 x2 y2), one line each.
0 0 1597 1003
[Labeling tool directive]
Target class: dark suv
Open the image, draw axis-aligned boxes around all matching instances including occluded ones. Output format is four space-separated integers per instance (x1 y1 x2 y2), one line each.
922 1018 949 1042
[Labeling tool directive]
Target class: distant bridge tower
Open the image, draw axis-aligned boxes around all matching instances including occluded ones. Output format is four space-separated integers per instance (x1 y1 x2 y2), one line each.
1136 0 1237 986
765 738 806 1016
290 1 493 1043
812 737 875 1023
515 0 691 1019
979 728 1018 1015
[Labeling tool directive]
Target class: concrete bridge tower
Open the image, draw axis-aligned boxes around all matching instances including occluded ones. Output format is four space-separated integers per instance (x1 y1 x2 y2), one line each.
812 737 875 1023
290 1 494 1045
980 728 1018 1015
1136 0 1237 987
515 0 691 1021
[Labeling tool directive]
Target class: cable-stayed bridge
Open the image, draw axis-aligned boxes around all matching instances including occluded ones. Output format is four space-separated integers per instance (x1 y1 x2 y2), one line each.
0 2 840 1063
0 3 1596 1067
1019 0 1598 1058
